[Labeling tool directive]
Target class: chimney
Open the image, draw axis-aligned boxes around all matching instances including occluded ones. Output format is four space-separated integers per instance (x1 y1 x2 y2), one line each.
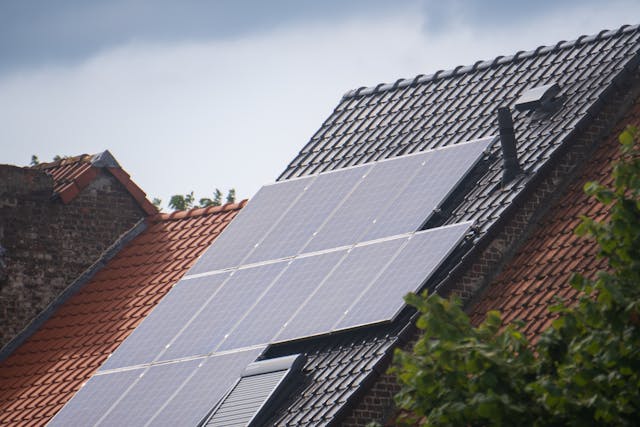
497 107 521 185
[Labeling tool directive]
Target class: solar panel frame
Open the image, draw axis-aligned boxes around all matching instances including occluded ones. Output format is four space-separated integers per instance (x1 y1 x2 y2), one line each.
159 262 286 361
146 347 265 427
243 164 372 265
301 153 428 253
98 359 202 426
360 137 492 241
217 249 347 351
48 368 144 427
100 272 230 371
188 175 315 274
274 236 407 342
335 222 472 330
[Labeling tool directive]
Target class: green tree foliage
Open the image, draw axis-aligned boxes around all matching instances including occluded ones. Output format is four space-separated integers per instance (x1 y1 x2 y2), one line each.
391 126 640 426
168 188 236 211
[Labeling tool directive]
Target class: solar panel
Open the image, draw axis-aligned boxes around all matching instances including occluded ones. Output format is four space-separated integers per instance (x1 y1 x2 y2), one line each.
361 137 492 241
336 222 472 329
98 359 201 426
218 249 347 351
48 367 144 426
147 347 265 427
275 236 407 342
189 175 314 274
243 164 371 265
160 262 286 361
101 272 230 371
302 153 428 253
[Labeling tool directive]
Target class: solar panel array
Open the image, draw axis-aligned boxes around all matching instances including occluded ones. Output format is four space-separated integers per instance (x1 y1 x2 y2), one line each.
55 137 491 424
49 347 265 427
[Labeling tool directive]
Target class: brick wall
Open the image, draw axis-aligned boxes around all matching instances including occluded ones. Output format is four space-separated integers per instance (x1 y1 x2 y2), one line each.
337 70 640 427
0 165 146 347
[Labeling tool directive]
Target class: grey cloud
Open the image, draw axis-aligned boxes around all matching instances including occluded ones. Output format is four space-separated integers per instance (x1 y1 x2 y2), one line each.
421 0 611 34
0 0 411 74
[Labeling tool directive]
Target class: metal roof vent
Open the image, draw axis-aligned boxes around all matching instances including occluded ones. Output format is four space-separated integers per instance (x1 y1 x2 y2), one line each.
515 82 563 118
200 354 305 427
498 107 521 185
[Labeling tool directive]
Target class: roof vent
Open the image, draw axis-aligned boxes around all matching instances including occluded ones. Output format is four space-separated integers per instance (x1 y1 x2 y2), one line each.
497 107 521 185
200 354 305 427
515 83 563 116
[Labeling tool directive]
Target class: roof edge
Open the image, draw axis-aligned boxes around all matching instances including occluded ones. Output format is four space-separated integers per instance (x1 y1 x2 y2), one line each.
149 199 248 222
342 23 640 100
106 167 159 216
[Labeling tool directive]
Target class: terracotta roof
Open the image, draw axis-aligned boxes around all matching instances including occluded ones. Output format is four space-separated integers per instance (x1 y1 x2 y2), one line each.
468 102 640 340
0 201 245 427
32 151 158 216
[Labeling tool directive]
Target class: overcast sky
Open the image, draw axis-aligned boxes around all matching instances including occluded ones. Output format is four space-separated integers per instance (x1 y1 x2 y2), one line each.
1 1 639 209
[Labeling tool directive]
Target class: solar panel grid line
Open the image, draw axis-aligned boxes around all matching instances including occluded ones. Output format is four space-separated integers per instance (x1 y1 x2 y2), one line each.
158 262 286 362
97 359 202 427
273 236 409 342
47 367 144 427
292 163 375 254
270 247 352 343
99 273 230 371
244 164 374 265
141 357 211 427
329 234 412 331
93 367 149 427
187 175 316 274
207 257 297 353
335 222 473 330
300 151 429 253
147 347 266 427
361 137 493 242
217 249 348 352
149 275 238 364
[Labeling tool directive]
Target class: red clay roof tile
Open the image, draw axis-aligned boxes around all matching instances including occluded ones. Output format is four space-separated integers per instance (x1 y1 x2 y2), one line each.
469 102 640 340
0 201 244 426
31 152 158 216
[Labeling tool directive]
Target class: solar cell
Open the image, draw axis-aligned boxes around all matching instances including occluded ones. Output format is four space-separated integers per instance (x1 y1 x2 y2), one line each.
98 359 201 426
101 272 229 371
218 250 347 351
302 153 427 253
361 137 492 241
336 222 472 329
188 175 314 274
147 347 265 427
160 262 286 361
275 236 407 342
48 367 143 427
244 164 371 265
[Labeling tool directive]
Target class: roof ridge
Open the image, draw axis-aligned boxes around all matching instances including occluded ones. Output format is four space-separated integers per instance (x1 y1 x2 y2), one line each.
342 23 640 100
31 153 92 170
151 199 248 222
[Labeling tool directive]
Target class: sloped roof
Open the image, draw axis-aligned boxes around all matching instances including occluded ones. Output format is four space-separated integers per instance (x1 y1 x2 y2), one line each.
262 24 640 425
31 151 157 215
280 25 639 241
468 99 640 340
19 24 640 426
0 202 245 426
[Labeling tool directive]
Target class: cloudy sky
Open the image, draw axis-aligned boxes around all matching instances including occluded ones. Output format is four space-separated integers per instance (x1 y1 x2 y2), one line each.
1 1 638 208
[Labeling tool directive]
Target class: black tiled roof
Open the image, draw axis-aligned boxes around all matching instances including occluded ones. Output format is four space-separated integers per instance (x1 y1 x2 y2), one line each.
267 24 640 425
279 24 640 242
264 322 408 426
